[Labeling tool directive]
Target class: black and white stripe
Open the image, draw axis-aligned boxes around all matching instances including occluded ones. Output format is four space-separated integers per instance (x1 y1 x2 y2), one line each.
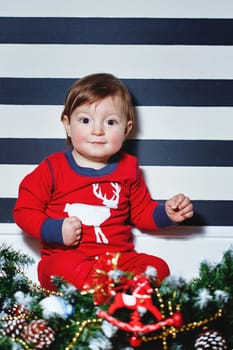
1 3 233 233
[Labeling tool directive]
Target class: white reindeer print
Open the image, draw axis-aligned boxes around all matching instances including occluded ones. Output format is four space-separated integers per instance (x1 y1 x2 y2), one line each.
64 182 121 244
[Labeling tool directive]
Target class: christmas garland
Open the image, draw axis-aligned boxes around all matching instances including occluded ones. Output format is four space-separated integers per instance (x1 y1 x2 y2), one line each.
0 244 232 350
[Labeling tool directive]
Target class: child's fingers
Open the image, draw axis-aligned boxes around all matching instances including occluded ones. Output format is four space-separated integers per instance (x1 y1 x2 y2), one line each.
181 203 194 216
169 193 185 210
178 195 191 209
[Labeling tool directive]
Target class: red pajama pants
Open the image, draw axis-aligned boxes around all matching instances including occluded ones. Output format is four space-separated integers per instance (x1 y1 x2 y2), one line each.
38 250 170 291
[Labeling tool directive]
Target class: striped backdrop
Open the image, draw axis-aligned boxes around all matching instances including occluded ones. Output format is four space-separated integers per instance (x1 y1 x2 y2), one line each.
0 1 233 278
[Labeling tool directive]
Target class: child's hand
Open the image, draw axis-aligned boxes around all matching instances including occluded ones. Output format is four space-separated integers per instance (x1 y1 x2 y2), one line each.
165 193 193 223
62 216 82 246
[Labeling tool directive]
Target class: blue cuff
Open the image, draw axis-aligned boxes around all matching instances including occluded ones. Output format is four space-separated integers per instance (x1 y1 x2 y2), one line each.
153 204 174 228
41 218 64 244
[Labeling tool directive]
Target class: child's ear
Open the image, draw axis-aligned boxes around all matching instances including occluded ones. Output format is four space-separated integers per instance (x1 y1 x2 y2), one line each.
62 115 71 136
125 120 133 137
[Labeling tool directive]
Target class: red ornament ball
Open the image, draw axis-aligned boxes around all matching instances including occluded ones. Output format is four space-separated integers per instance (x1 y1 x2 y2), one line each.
129 334 142 347
23 319 55 349
194 329 227 350
172 311 183 328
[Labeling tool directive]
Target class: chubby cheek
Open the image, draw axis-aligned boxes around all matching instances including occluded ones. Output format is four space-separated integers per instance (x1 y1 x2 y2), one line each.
108 131 126 149
70 126 87 145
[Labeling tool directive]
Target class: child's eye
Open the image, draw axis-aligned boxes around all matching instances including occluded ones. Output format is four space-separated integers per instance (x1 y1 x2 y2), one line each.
106 119 117 126
80 117 90 124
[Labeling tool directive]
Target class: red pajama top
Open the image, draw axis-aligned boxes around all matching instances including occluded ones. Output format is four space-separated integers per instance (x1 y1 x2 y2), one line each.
13 149 172 257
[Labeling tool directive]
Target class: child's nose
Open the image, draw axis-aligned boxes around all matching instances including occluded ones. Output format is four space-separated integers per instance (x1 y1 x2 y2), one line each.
92 121 104 135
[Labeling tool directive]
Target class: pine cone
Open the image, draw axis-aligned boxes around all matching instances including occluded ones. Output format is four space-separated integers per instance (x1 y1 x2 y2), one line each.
23 319 55 349
194 328 227 350
2 318 27 338
7 303 30 317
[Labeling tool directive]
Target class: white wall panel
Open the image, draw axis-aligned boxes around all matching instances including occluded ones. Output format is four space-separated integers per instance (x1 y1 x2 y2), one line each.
1 164 233 200
0 165 36 197
142 166 233 200
134 228 233 280
135 107 233 140
1 105 233 140
0 105 64 138
1 45 233 79
2 0 233 18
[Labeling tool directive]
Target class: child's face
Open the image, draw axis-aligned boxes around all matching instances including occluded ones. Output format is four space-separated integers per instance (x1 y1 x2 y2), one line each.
63 95 132 168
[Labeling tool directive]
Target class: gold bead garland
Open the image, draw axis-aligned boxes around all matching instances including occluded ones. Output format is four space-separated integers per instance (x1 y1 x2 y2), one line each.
15 268 64 297
154 287 165 316
14 337 31 350
142 309 223 349
0 315 30 322
65 318 102 350
154 287 180 350
178 309 222 334
141 287 223 350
